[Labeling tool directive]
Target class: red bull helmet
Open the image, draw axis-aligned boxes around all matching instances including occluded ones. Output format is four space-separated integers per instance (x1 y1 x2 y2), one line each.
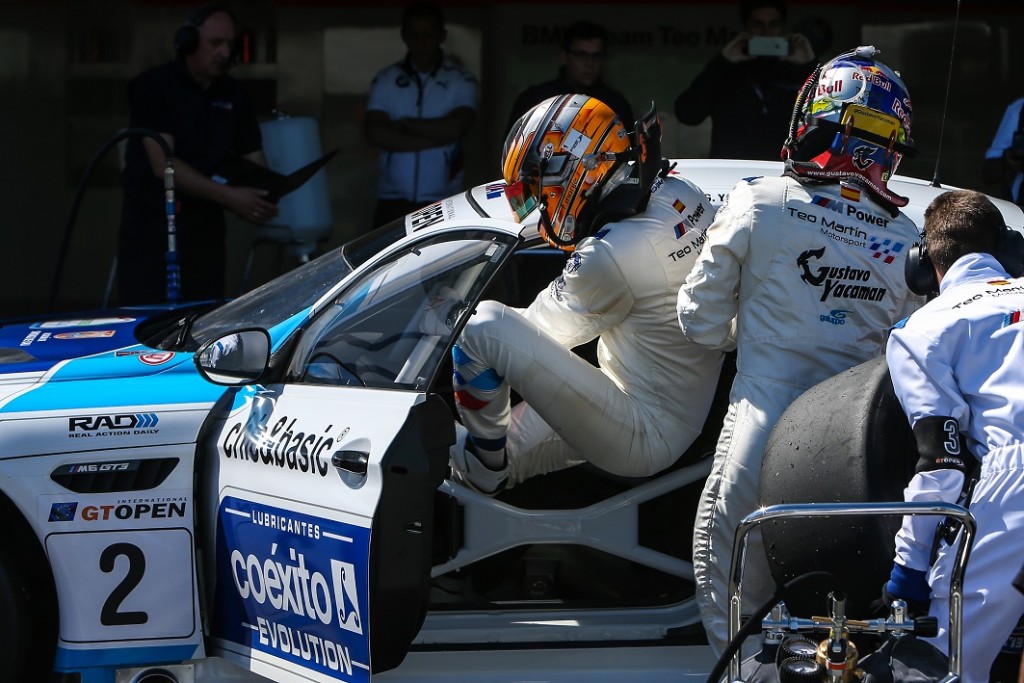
782 46 915 209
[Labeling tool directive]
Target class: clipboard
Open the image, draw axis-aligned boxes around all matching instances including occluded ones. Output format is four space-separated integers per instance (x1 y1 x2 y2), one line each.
211 149 338 203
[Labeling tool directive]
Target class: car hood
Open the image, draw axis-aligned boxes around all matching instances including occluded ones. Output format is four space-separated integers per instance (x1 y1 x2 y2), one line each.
0 311 192 380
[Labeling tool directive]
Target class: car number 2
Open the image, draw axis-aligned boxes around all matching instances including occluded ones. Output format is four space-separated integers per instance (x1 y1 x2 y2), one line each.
46 529 197 642
100 543 148 626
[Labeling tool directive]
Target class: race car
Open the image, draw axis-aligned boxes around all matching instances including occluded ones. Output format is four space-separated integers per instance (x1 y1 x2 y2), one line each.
1 160 1020 683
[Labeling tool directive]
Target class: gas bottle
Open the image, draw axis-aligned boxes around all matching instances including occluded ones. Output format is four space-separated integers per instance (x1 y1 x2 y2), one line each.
258 113 332 258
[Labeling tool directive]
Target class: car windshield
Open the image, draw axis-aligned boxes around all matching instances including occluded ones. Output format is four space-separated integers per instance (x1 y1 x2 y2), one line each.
173 244 356 351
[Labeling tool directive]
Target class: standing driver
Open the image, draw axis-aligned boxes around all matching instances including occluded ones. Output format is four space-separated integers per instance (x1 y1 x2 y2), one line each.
118 2 277 305
449 94 723 494
884 189 1024 683
677 46 924 655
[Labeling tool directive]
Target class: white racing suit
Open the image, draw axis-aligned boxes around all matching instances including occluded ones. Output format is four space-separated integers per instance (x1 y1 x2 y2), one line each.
677 174 923 655
887 253 1024 683
454 175 723 485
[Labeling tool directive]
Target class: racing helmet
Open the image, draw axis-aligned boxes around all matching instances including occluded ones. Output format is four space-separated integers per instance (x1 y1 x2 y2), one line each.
782 45 915 209
502 94 643 250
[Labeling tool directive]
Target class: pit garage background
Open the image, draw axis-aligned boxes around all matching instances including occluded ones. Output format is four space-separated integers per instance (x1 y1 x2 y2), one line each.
0 0 1020 315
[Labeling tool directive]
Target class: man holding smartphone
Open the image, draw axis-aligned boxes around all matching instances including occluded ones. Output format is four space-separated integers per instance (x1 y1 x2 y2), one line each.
674 0 816 160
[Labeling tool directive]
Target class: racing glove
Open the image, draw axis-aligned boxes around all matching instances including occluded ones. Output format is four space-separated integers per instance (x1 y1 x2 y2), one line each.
877 563 931 617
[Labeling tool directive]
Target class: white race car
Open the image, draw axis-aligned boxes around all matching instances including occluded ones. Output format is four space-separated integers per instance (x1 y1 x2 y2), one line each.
1 160 1019 683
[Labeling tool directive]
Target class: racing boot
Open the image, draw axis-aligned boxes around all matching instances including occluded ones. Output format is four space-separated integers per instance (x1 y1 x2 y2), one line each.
449 422 508 495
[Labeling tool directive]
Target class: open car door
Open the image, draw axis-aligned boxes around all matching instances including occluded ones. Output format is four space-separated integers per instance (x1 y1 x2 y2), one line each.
201 228 518 682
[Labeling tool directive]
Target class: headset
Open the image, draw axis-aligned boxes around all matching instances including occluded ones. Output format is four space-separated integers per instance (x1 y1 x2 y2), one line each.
174 2 234 57
905 225 1024 296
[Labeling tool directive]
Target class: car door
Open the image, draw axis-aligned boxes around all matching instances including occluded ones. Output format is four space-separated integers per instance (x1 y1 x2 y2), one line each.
203 228 517 682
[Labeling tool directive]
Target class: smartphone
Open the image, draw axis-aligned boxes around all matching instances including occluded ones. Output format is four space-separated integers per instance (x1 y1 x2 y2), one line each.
748 36 789 58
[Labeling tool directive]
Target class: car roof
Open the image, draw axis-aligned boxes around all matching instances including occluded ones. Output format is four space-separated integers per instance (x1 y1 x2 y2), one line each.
449 159 1024 236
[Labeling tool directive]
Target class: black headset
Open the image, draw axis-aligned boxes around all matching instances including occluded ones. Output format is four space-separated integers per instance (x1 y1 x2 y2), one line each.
904 225 1024 296
174 2 233 56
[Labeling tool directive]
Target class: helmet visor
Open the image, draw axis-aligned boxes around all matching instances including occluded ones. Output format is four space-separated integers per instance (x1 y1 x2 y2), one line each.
841 103 904 146
504 178 540 223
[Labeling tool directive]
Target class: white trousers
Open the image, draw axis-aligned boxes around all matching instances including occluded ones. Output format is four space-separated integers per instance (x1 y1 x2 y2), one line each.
455 301 701 485
926 446 1024 683
692 372 808 656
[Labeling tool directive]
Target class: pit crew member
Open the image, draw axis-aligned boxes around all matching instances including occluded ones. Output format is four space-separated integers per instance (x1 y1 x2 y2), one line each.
884 189 1024 683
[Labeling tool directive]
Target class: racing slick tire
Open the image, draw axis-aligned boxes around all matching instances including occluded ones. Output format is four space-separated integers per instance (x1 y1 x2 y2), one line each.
0 496 58 681
758 355 917 618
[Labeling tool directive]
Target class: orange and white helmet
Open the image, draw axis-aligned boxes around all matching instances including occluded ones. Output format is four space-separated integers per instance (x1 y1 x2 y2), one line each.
501 94 638 250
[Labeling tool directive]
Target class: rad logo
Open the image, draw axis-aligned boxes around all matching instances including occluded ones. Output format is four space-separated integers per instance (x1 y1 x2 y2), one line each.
231 543 363 635
68 413 160 438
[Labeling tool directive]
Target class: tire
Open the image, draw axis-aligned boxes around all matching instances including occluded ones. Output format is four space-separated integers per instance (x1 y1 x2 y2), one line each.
0 498 57 682
758 355 917 618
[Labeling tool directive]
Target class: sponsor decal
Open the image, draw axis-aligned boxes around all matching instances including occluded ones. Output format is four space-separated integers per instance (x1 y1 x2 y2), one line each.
215 497 370 681
409 202 444 231
31 317 135 329
565 252 583 275
796 245 888 303
667 227 709 262
954 282 1024 309
20 330 52 346
685 202 706 227
67 413 160 438
48 498 187 522
816 79 843 97
851 145 875 170
867 237 905 264
562 129 592 158
819 309 852 325
484 182 505 199
54 330 116 340
221 412 348 478
812 195 844 214
674 222 688 239
852 68 892 92
140 351 175 365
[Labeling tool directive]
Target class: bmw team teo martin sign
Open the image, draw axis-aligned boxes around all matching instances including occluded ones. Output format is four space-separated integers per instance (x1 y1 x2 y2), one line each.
214 496 370 681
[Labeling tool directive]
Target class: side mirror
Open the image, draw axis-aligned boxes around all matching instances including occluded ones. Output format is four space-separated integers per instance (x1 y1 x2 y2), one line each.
194 328 271 385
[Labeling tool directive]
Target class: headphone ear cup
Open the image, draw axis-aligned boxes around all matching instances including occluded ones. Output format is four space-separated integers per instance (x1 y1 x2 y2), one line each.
174 24 199 56
904 241 938 296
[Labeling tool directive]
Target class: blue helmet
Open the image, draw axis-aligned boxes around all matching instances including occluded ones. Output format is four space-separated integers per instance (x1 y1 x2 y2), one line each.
782 46 915 209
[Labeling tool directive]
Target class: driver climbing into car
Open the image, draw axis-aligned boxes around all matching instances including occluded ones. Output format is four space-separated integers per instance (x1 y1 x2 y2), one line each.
676 46 925 656
883 189 1024 683
448 94 724 494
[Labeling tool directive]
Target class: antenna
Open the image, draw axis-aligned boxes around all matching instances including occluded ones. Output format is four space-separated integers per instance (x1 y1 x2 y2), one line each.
931 0 963 187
